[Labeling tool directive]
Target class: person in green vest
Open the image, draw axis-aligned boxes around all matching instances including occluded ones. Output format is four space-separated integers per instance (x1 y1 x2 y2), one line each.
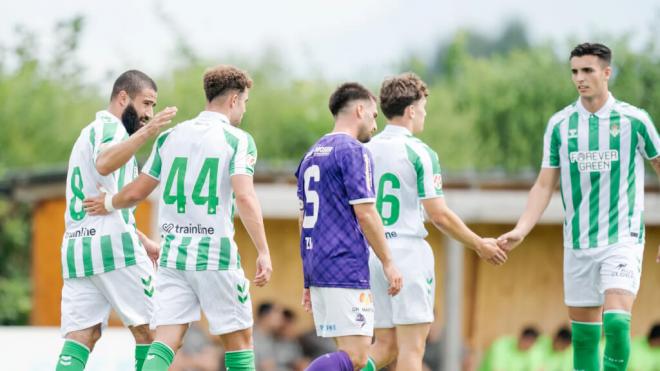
479 326 545 371
538 326 573 371
629 323 660 371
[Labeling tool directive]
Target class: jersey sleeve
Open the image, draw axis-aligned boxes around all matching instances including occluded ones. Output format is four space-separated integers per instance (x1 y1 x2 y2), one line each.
339 144 375 205
229 131 258 176
541 118 562 168
637 111 660 160
142 130 172 181
91 117 127 164
405 143 443 199
295 158 305 206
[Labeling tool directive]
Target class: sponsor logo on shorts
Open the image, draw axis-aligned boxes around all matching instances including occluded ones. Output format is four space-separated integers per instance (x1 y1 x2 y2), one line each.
355 312 366 328
319 324 337 332
352 292 374 314
611 263 634 279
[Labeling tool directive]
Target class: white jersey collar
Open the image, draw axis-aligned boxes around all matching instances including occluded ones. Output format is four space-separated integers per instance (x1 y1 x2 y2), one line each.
96 110 122 124
576 92 615 119
197 111 230 125
383 124 412 136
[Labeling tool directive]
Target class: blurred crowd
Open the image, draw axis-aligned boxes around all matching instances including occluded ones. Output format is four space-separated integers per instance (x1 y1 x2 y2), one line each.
165 303 660 371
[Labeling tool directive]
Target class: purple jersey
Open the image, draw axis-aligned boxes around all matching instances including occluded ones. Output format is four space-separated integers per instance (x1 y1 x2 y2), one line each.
295 133 376 289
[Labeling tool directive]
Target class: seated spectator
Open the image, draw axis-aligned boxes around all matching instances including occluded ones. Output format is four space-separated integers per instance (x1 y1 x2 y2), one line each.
629 322 660 371
253 302 283 371
538 326 572 371
479 326 545 371
274 308 308 371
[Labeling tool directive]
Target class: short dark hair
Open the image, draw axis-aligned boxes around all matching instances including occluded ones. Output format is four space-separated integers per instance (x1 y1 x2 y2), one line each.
282 308 296 322
555 326 572 342
521 326 540 339
649 323 660 342
570 43 612 65
203 65 253 102
328 82 376 117
257 302 275 319
379 73 429 119
111 70 157 100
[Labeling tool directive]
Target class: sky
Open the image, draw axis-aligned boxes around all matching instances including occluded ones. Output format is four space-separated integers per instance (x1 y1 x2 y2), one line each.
1 0 658 86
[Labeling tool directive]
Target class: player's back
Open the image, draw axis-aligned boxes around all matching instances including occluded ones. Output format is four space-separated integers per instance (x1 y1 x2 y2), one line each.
296 133 375 289
143 111 257 271
62 111 144 278
366 125 443 240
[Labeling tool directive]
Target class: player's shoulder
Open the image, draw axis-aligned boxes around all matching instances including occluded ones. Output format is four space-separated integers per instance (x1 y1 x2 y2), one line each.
614 100 653 124
547 102 577 127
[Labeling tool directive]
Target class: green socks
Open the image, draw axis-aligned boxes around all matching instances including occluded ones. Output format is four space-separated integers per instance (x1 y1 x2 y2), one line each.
572 321 602 371
603 311 631 371
56 340 90 371
142 341 175 371
361 357 377 371
225 349 256 371
135 344 150 371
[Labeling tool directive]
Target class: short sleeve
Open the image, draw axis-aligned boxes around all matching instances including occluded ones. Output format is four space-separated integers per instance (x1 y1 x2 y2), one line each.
542 119 562 168
91 116 126 163
637 111 660 160
405 143 443 199
339 144 375 205
227 130 257 176
142 130 171 181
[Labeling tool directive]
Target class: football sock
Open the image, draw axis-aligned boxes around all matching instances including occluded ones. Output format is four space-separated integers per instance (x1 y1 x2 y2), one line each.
603 311 631 371
56 339 90 371
135 344 150 371
142 341 174 371
572 321 601 371
225 349 256 371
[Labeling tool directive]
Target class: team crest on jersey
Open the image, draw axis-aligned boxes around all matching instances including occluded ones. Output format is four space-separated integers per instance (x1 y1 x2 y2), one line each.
246 154 257 167
433 174 443 190
568 129 578 138
610 124 620 137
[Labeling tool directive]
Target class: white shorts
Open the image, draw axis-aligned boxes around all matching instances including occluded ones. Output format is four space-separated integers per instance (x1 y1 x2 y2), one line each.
60 261 155 337
152 267 253 335
564 243 644 307
310 286 374 338
369 237 435 328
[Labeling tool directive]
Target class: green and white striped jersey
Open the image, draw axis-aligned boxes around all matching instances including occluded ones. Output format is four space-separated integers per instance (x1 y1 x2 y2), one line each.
542 93 660 249
143 111 257 271
365 125 443 239
61 111 146 278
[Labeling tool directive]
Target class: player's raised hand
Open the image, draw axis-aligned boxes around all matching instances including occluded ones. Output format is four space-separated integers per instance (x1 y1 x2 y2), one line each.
301 288 312 312
383 262 403 296
139 106 177 138
253 252 272 287
83 187 109 215
497 229 525 252
476 237 508 265
137 229 160 267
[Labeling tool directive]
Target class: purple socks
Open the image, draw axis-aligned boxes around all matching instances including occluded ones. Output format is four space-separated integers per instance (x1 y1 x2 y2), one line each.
306 351 354 371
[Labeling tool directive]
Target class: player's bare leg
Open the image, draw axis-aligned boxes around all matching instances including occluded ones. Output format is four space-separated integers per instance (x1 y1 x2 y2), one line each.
368 328 398 369
336 335 372 370
219 328 256 370
602 289 635 370
56 324 102 370
129 324 154 371
393 323 431 371
142 324 187 371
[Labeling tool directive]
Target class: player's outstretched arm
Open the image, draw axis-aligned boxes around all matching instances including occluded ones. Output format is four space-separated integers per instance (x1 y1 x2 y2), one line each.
422 197 507 265
83 173 159 214
96 107 177 175
497 167 560 252
353 203 402 295
231 174 272 287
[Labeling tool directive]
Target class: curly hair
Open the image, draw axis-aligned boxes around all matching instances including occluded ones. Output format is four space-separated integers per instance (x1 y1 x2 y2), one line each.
203 65 253 102
379 73 428 119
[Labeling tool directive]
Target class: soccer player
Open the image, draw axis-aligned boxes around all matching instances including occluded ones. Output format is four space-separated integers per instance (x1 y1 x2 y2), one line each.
85 64 272 371
498 43 660 371
56 70 177 371
364 73 508 371
296 82 403 371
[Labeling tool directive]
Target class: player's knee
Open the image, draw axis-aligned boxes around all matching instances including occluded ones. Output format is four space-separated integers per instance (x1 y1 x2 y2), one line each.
350 352 369 369
376 335 399 359
604 313 631 337
130 324 154 344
